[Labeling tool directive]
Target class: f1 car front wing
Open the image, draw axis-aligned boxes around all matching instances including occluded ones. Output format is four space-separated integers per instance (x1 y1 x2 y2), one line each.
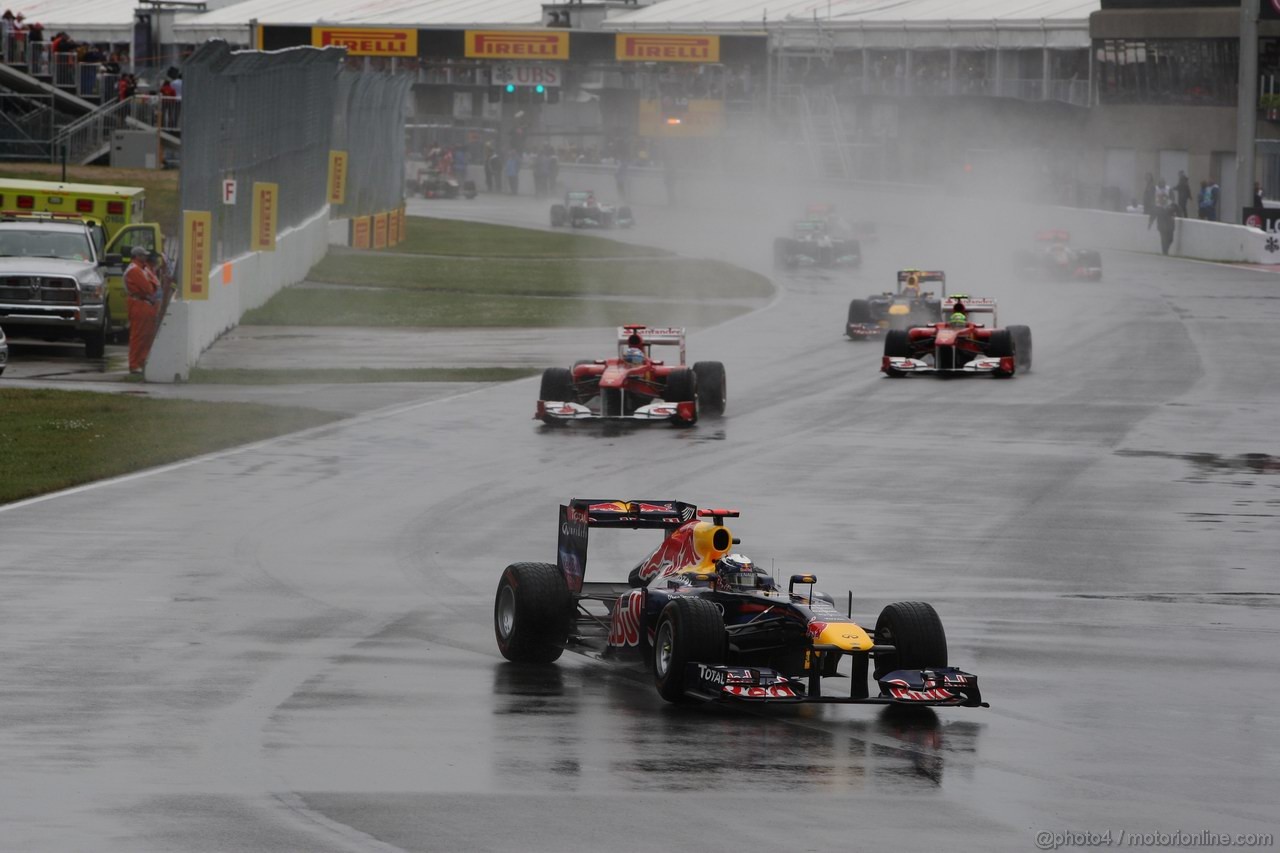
685 663 986 708
882 356 1015 377
536 399 696 424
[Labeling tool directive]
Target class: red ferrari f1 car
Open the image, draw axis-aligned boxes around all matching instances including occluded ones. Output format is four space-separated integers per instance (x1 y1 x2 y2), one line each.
536 325 726 426
881 294 1032 377
494 499 987 709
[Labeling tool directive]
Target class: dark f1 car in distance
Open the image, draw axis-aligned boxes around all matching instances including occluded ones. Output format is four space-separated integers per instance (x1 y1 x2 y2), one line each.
550 191 634 229
846 269 946 340
494 499 987 710
882 294 1032 377
773 204 862 270
536 325 726 426
405 156 477 200
1013 230 1102 280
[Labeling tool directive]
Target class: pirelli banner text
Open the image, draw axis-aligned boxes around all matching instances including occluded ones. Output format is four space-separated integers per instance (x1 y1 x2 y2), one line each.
350 206 406 251
466 31 569 60
182 210 212 301
617 34 719 63
312 27 417 57
251 182 278 252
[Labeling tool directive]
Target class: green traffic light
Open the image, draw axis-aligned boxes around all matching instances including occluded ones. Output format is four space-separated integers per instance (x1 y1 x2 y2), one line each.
535 84 545 94
505 83 516 94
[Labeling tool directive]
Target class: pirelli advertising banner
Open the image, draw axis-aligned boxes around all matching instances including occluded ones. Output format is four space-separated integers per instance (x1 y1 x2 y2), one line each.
352 217 371 250
617 34 720 63
465 30 569 60
327 151 348 205
250 182 278 252
181 210 212 301
373 213 389 249
312 27 418 57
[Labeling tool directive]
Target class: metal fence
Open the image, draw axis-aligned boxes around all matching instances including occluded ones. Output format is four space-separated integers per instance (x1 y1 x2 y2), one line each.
330 69 411 219
179 40 344 260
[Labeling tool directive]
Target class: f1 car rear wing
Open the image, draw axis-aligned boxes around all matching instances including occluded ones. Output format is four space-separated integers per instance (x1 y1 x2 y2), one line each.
943 294 998 325
566 191 594 202
618 324 686 364
569 499 699 529
805 202 835 215
1035 229 1070 243
897 269 945 290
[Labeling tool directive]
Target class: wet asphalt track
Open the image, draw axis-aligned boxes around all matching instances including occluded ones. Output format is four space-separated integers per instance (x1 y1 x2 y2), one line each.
0 188 1277 852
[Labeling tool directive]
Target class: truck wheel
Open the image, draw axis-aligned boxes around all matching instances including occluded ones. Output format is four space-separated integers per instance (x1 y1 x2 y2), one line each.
692 361 726 417
539 367 575 402
653 597 725 703
495 562 571 663
873 601 948 680
84 320 107 359
884 329 911 358
1007 325 1032 372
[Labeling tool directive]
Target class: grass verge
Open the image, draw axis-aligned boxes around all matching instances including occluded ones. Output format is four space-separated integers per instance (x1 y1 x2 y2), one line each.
242 288 753 328
0 389 341 506
309 252 771 301
0 164 179 236
395 216 669 258
188 367 539 384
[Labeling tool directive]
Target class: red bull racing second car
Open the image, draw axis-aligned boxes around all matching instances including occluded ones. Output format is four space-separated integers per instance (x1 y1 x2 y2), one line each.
494 499 987 709
536 325 726 426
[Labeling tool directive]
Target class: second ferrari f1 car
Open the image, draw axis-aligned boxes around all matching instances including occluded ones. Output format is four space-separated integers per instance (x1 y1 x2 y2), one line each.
536 325 726 426
494 499 987 710
846 269 946 339
881 294 1032 377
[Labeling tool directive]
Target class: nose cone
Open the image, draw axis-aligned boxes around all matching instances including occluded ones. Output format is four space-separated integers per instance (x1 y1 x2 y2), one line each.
813 622 874 651
935 329 960 345
599 365 631 388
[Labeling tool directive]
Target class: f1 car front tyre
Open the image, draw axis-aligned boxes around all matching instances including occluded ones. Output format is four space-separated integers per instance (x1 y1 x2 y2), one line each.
550 204 567 227
540 367 575 402
1007 325 1033 372
884 329 911 358
986 329 1014 359
873 601 948 681
692 361 726 417
653 597 726 703
847 299 873 338
495 562 571 664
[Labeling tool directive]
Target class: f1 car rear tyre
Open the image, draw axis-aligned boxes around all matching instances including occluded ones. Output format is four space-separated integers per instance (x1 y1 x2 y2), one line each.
692 361 726 417
986 329 1014 359
773 238 795 270
540 367 575 402
463 180 477 199
654 597 726 703
884 329 911 358
617 206 634 227
872 601 948 681
847 298 873 336
550 204 566 227
495 562 571 664
1007 325 1033 372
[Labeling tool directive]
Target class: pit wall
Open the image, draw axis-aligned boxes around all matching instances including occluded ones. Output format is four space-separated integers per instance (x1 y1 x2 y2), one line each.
145 206 330 383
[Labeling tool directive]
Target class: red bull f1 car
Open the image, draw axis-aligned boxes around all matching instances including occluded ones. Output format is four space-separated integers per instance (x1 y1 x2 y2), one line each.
1013 230 1102 280
536 325 726 426
847 269 946 340
550 191 634 229
882 294 1032 377
494 499 987 710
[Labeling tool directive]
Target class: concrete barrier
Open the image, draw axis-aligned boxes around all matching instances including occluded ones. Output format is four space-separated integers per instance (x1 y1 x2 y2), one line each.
145 206 331 383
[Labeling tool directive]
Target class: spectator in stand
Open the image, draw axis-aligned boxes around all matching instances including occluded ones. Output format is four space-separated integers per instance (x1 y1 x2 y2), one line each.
1208 181 1220 221
1175 171 1191 217
102 51 121 74
159 77 177 127
1197 181 1211 220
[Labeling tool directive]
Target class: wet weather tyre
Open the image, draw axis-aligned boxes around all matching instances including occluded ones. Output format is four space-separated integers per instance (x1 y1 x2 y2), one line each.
540 367 575 402
1007 325 1032 372
847 298 873 338
664 368 696 403
987 329 1014 358
692 361 726 417
773 238 794 269
550 204 566 227
884 329 911 358
463 180 477 199
873 601 948 681
653 597 725 703
618 206 634 227
495 562 571 664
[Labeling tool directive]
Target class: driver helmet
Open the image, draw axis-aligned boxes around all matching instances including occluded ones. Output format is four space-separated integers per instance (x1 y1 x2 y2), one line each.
622 346 645 365
948 312 968 328
905 274 920 293
716 553 759 592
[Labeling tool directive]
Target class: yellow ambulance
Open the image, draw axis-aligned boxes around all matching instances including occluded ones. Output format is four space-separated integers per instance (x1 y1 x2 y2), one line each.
0 178 165 332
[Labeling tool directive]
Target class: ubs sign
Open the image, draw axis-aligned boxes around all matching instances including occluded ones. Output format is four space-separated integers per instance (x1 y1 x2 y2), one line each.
616 34 720 63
